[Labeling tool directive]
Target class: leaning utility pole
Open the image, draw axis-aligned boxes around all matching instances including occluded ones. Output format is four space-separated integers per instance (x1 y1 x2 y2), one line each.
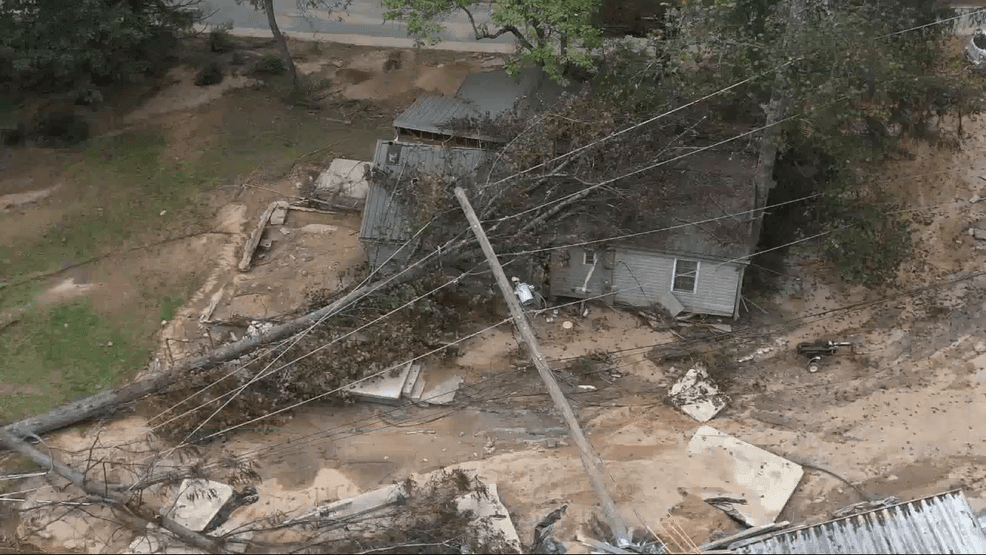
454 186 630 546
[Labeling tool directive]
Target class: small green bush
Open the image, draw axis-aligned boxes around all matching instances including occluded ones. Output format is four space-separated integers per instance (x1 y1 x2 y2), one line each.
31 110 89 147
256 52 285 75
194 62 224 87
231 51 246 65
209 21 235 53
74 87 103 106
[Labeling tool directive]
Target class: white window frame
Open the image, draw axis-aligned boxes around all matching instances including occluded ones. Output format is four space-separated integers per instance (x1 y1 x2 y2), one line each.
583 251 596 265
671 259 700 294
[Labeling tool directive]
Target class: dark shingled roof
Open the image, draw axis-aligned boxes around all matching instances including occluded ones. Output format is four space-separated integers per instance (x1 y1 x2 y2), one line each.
563 150 758 262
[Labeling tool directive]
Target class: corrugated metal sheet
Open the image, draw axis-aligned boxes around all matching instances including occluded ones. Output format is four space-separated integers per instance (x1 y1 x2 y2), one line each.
359 140 490 267
393 96 483 138
733 490 986 555
393 68 545 141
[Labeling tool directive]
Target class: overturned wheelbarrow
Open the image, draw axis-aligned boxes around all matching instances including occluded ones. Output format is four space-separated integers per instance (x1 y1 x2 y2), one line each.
797 340 853 373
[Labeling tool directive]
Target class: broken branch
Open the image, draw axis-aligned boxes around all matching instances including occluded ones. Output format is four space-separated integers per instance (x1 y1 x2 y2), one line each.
0 429 222 553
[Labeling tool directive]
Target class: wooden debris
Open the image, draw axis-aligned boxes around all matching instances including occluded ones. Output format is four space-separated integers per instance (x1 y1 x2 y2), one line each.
238 201 288 272
700 521 790 551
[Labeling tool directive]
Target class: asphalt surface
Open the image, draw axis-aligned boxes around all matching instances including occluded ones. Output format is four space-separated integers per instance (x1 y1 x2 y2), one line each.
200 0 515 52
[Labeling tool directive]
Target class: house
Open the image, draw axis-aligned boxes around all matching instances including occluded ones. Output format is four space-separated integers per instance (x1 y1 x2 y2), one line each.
731 490 986 554
548 152 757 318
359 139 490 270
393 67 552 146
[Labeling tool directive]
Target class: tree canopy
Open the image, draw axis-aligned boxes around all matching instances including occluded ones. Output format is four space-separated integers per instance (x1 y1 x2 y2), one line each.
381 0 604 80
0 0 200 94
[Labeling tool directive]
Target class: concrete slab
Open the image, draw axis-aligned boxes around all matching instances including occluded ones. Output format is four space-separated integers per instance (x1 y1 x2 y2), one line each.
269 205 288 226
668 366 728 422
315 159 371 203
344 362 414 404
456 481 522 553
402 364 422 398
688 426 803 527
164 479 234 532
409 375 426 402
299 224 338 234
287 483 406 526
423 376 463 405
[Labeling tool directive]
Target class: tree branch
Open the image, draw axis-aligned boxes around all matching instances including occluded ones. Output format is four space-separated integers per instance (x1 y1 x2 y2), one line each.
460 5 534 51
0 429 223 553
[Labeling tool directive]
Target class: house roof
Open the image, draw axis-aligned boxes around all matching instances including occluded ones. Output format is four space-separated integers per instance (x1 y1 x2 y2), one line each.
359 140 491 244
563 150 758 262
393 67 547 142
732 490 986 555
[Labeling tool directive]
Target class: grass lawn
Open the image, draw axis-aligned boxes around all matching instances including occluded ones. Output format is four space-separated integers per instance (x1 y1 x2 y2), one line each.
0 87 356 420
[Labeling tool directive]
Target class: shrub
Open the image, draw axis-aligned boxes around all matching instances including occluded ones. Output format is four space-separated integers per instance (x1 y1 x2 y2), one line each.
31 110 89 147
231 51 246 65
209 25 235 53
194 61 224 87
74 87 104 105
826 206 912 286
256 52 285 75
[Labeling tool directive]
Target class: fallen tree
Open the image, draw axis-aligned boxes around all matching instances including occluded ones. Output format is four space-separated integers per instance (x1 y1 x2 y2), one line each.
0 428 223 553
1 235 474 442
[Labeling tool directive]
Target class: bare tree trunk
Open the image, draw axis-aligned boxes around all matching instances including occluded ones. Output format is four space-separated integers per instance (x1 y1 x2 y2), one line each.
0 429 223 553
751 0 806 244
264 0 300 90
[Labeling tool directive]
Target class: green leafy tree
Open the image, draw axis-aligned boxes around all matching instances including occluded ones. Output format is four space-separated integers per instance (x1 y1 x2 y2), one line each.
0 0 199 94
653 0 986 284
381 0 604 80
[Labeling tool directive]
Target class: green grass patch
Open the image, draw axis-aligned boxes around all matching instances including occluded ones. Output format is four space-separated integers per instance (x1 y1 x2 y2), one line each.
0 300 145 420
0 89 374 420
159 295 185 322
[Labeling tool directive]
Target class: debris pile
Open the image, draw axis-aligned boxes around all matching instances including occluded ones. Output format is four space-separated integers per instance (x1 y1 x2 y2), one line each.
667 365 728 422
288 468 522 554
127 479 258 555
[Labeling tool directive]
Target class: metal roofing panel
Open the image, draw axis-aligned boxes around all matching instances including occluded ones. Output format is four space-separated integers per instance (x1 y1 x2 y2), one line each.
393 68 546 141
360 140 490 243
733 491 986 555
393 95 481 137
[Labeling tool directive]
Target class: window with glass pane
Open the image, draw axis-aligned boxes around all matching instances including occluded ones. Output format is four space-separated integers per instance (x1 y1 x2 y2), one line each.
672 260 699 293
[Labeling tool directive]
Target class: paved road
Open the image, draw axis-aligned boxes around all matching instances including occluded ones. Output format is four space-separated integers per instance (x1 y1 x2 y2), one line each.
200 0 515 52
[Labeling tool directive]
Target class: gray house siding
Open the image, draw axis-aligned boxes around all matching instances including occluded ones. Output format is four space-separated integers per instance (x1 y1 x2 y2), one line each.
552 246 745 317
612 248 744 317
611 249 675 307
549 247 615 305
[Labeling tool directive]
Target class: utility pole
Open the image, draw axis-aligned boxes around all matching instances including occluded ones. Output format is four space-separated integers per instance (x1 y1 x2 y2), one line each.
454 186 631 546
